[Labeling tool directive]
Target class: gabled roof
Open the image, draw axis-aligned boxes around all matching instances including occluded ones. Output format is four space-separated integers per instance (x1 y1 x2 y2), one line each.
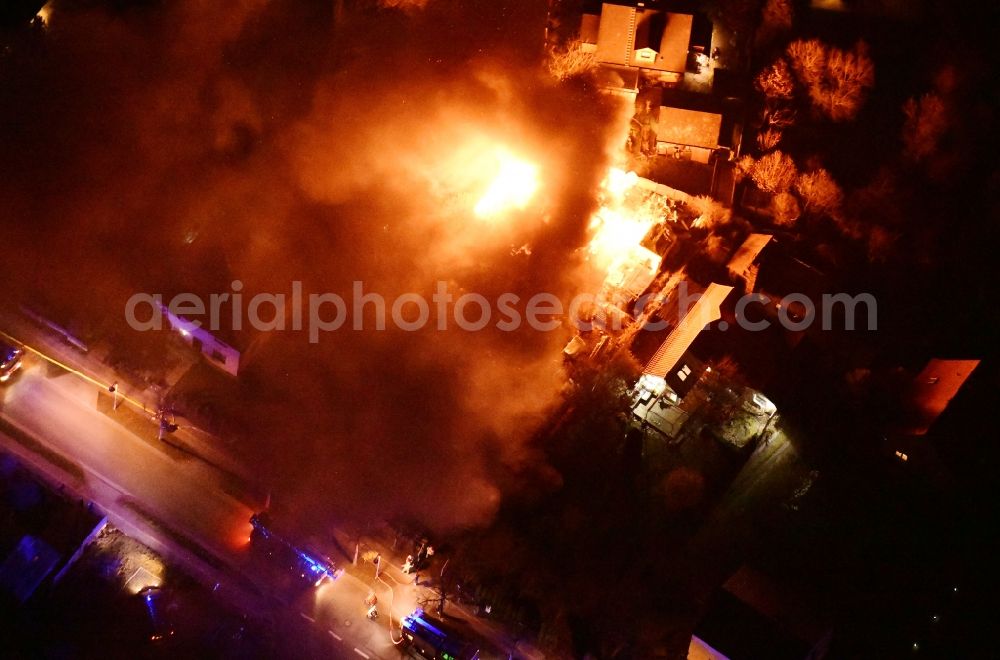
902 359 980 435
595 3 634 66
643 283 733 378
654 11 692 72
594 4 692 73
657 106 723 149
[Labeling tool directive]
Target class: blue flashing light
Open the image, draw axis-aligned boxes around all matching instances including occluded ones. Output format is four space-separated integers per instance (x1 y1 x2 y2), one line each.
402 609 447 640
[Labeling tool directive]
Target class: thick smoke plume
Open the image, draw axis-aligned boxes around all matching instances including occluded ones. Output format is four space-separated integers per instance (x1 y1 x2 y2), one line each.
0 0 623 532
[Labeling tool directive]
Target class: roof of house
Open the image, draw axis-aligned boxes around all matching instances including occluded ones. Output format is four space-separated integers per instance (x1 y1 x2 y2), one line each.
603 245 662 299
727 233 774 280
595 3 635 65
657 106 723 149
580 13 601 45
594 64 640 93
695 589 811 660
594 4 692 72
643 282 732 378
688 635 728 660
902 359 980 435
653 11 692 72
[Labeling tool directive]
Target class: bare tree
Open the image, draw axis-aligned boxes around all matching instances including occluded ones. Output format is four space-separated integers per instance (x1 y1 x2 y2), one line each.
795 168 842 216
749 151 798 193
813 44 875 121
787 40 874 122
687 195 732 229
546 39 597 81
772 191 801 226
735 155 756 182
762 102 797 129
902 92 948 162
756 128 783 151
755 58 795 100
786 39 826 87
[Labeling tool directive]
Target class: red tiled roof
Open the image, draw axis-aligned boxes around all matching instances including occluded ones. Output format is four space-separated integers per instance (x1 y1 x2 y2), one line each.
643 283 733 378
657 106 723 149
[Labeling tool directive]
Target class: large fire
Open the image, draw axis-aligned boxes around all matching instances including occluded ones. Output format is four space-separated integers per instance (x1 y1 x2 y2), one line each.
474 149 540 218
586 168 660 271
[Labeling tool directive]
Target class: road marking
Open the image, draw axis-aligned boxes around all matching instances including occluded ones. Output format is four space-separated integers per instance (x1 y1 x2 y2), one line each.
299 612 315 623
329 630 342 641
353 648 370 659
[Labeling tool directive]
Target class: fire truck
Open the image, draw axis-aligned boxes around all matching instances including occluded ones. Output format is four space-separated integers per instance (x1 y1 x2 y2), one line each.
249 512 338 588
401 609 480 660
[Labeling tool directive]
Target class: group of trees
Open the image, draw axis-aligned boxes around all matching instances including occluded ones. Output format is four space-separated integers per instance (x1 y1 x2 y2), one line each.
743 19 871 231
736 151 843 227
788 39 875 122
755 39 875 137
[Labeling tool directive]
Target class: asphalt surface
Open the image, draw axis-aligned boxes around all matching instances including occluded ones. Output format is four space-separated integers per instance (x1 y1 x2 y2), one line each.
0 353 421 659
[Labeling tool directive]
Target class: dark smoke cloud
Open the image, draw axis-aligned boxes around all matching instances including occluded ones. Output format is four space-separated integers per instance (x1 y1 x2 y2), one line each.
0 0 621 532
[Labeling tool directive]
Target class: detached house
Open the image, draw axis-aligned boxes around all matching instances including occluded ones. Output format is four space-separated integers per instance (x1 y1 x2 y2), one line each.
583 2 696 96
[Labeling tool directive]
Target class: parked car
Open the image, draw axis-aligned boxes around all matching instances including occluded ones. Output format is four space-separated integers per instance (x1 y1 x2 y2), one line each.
0 342 23 383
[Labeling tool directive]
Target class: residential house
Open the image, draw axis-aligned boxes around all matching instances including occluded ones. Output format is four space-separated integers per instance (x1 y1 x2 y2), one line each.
584 2 696 96
162 304 261 377
656 105 723 162
631 282 732 437
884 358 981 474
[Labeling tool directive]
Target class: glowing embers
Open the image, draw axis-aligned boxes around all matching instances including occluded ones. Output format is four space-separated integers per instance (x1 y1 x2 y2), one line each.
474 149 540 218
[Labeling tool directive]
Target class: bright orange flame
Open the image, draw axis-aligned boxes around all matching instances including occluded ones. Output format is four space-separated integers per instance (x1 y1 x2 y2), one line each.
585 168 665 272
474 150 540 218
602 167 638 198
587 207 656 270
35 2 53 25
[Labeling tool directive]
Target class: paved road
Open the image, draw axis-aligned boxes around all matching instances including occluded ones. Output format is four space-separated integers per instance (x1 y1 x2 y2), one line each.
0 353 417 659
